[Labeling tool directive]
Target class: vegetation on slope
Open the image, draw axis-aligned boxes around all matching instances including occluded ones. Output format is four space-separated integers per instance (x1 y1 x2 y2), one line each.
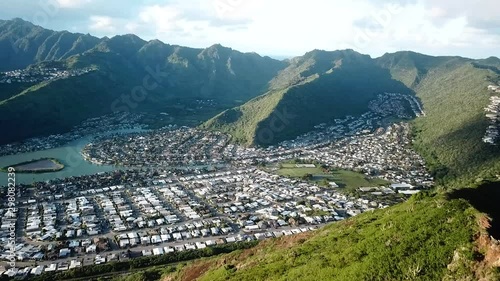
0 19 287 144
200 85 298 146
203 50 412 146
0 68 129 143
0 18 101 71
3 20 500 279
378 52 500 187
205 50 500 185
0 81 36 101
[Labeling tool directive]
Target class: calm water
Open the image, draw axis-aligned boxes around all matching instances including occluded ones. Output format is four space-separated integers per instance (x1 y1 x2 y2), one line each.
0 129 147 186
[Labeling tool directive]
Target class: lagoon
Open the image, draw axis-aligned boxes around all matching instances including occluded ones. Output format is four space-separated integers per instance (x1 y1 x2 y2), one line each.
0 129 147 185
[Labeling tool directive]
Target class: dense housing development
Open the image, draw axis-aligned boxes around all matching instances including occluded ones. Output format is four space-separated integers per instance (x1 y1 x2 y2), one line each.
303 123 432 187
82 128 230 166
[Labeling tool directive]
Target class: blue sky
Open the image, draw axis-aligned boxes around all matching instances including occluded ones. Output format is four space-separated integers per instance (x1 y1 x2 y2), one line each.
1 0 499 58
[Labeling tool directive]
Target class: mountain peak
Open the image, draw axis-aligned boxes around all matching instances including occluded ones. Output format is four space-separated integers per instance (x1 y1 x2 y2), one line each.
10 17 31 24
198 43 233 59
303 49 363 59
147 39 166 45
206 43 233 53
1 17 37 30
209 43 227 48
110 34 145 43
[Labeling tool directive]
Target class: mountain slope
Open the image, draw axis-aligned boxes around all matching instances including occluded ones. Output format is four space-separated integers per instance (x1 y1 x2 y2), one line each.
202 50 412 146
4 18 490 187
201 87 291 146
377 52 500 187
0 59 138 142
0 19 287 144
0 18 101 71
203 50 500 187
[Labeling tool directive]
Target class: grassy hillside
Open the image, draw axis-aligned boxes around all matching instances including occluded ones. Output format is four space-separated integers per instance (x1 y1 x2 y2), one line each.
112 53 500 281
0 71 126 143
255 62 410 144
413 63 500 186
0 50 150 143
201 88 290 145
158 193 499 281
46 189 498 281
0 81 36 101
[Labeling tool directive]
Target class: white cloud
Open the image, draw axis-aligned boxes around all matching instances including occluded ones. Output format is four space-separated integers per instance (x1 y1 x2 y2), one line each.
124 22 139 33
56 0 93 8
138 5 182 34
89 15 116 33
347 3 470 53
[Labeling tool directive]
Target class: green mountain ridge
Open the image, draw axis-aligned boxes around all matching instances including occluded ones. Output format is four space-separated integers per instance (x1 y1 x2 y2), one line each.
202 49 414 146
0 19 286 144
0 18 101 71
204 50 500 188
2 19 499 186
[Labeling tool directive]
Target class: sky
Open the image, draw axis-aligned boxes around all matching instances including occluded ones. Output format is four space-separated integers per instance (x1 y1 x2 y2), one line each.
1 0 499 59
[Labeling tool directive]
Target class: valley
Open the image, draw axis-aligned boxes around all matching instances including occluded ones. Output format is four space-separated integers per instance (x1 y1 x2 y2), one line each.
0 17 500 281
0 90 434 279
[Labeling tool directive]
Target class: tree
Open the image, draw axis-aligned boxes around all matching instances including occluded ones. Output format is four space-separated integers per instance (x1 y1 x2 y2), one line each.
320 178 330 186
302 174 313 181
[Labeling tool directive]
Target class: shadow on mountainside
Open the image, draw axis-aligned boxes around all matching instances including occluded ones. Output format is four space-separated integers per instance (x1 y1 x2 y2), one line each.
431 116 500 181
449 182 500 239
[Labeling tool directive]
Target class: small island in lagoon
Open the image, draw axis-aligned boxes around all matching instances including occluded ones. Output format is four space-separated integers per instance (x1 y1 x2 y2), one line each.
1 158 65 174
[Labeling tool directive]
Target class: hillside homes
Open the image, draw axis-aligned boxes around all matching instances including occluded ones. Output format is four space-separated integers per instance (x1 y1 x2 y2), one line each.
0 67 94 84
483 95 500 145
